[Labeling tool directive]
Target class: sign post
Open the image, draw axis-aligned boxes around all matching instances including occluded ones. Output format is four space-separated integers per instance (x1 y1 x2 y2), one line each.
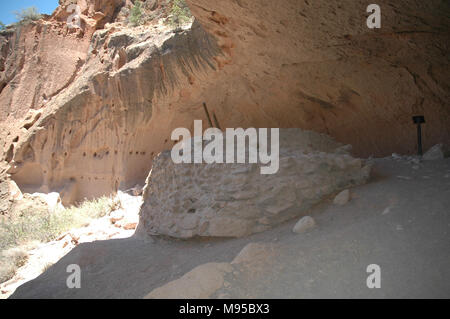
412 116 425 156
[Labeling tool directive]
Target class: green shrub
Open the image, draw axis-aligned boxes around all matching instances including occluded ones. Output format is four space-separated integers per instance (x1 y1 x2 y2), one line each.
14 7 42 24
0 21 5 31
129 1 144 26
168 0 193 27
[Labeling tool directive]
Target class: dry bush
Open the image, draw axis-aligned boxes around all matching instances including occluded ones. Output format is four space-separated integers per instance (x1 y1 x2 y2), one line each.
0 247 29 283
0 196 121 283
14 7 42 25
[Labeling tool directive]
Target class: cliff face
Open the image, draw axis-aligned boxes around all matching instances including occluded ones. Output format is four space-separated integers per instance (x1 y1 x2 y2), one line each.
1 0 222 204
0 0 129 126
0 4 98 204
184 0 450 157
0 0 449 204
0 17 93 170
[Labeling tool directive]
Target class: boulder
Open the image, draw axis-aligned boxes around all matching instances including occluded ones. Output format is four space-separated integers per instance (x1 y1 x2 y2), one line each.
137 129 371 238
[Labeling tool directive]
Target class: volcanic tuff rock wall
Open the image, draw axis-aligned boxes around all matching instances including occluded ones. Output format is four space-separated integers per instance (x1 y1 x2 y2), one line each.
0 0 129 125
0 0 449 204
0 2 102 204
1 1 222 204
4 20 220 204
184 0 450 156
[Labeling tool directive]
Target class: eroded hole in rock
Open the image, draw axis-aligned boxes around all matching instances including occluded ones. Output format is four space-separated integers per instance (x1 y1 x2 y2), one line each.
0 82 6 95
23 112 41 130
5 144 14 163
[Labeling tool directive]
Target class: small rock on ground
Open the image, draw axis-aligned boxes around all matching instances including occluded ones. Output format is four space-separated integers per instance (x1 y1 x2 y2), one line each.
423 144 444 161
333 189 351 206
293 216 316 234
231 242 277 265
144 263 232 299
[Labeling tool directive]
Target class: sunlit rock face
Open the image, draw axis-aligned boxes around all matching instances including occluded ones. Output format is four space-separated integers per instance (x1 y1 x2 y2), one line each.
1 5 221 203
136 129 371 238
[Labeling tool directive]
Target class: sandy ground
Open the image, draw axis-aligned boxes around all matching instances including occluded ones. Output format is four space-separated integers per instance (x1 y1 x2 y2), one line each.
7 157 450 299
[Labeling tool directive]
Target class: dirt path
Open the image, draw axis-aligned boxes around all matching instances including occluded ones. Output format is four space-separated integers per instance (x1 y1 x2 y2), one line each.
9 158 450 298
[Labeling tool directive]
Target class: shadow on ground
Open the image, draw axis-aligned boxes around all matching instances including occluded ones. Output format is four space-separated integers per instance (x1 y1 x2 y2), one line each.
10 159 450 298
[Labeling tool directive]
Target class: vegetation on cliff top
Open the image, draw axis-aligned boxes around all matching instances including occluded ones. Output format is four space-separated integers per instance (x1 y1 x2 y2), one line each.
129 1 144 26
14 6 42 25
127 0 193 27
168 0 193 27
